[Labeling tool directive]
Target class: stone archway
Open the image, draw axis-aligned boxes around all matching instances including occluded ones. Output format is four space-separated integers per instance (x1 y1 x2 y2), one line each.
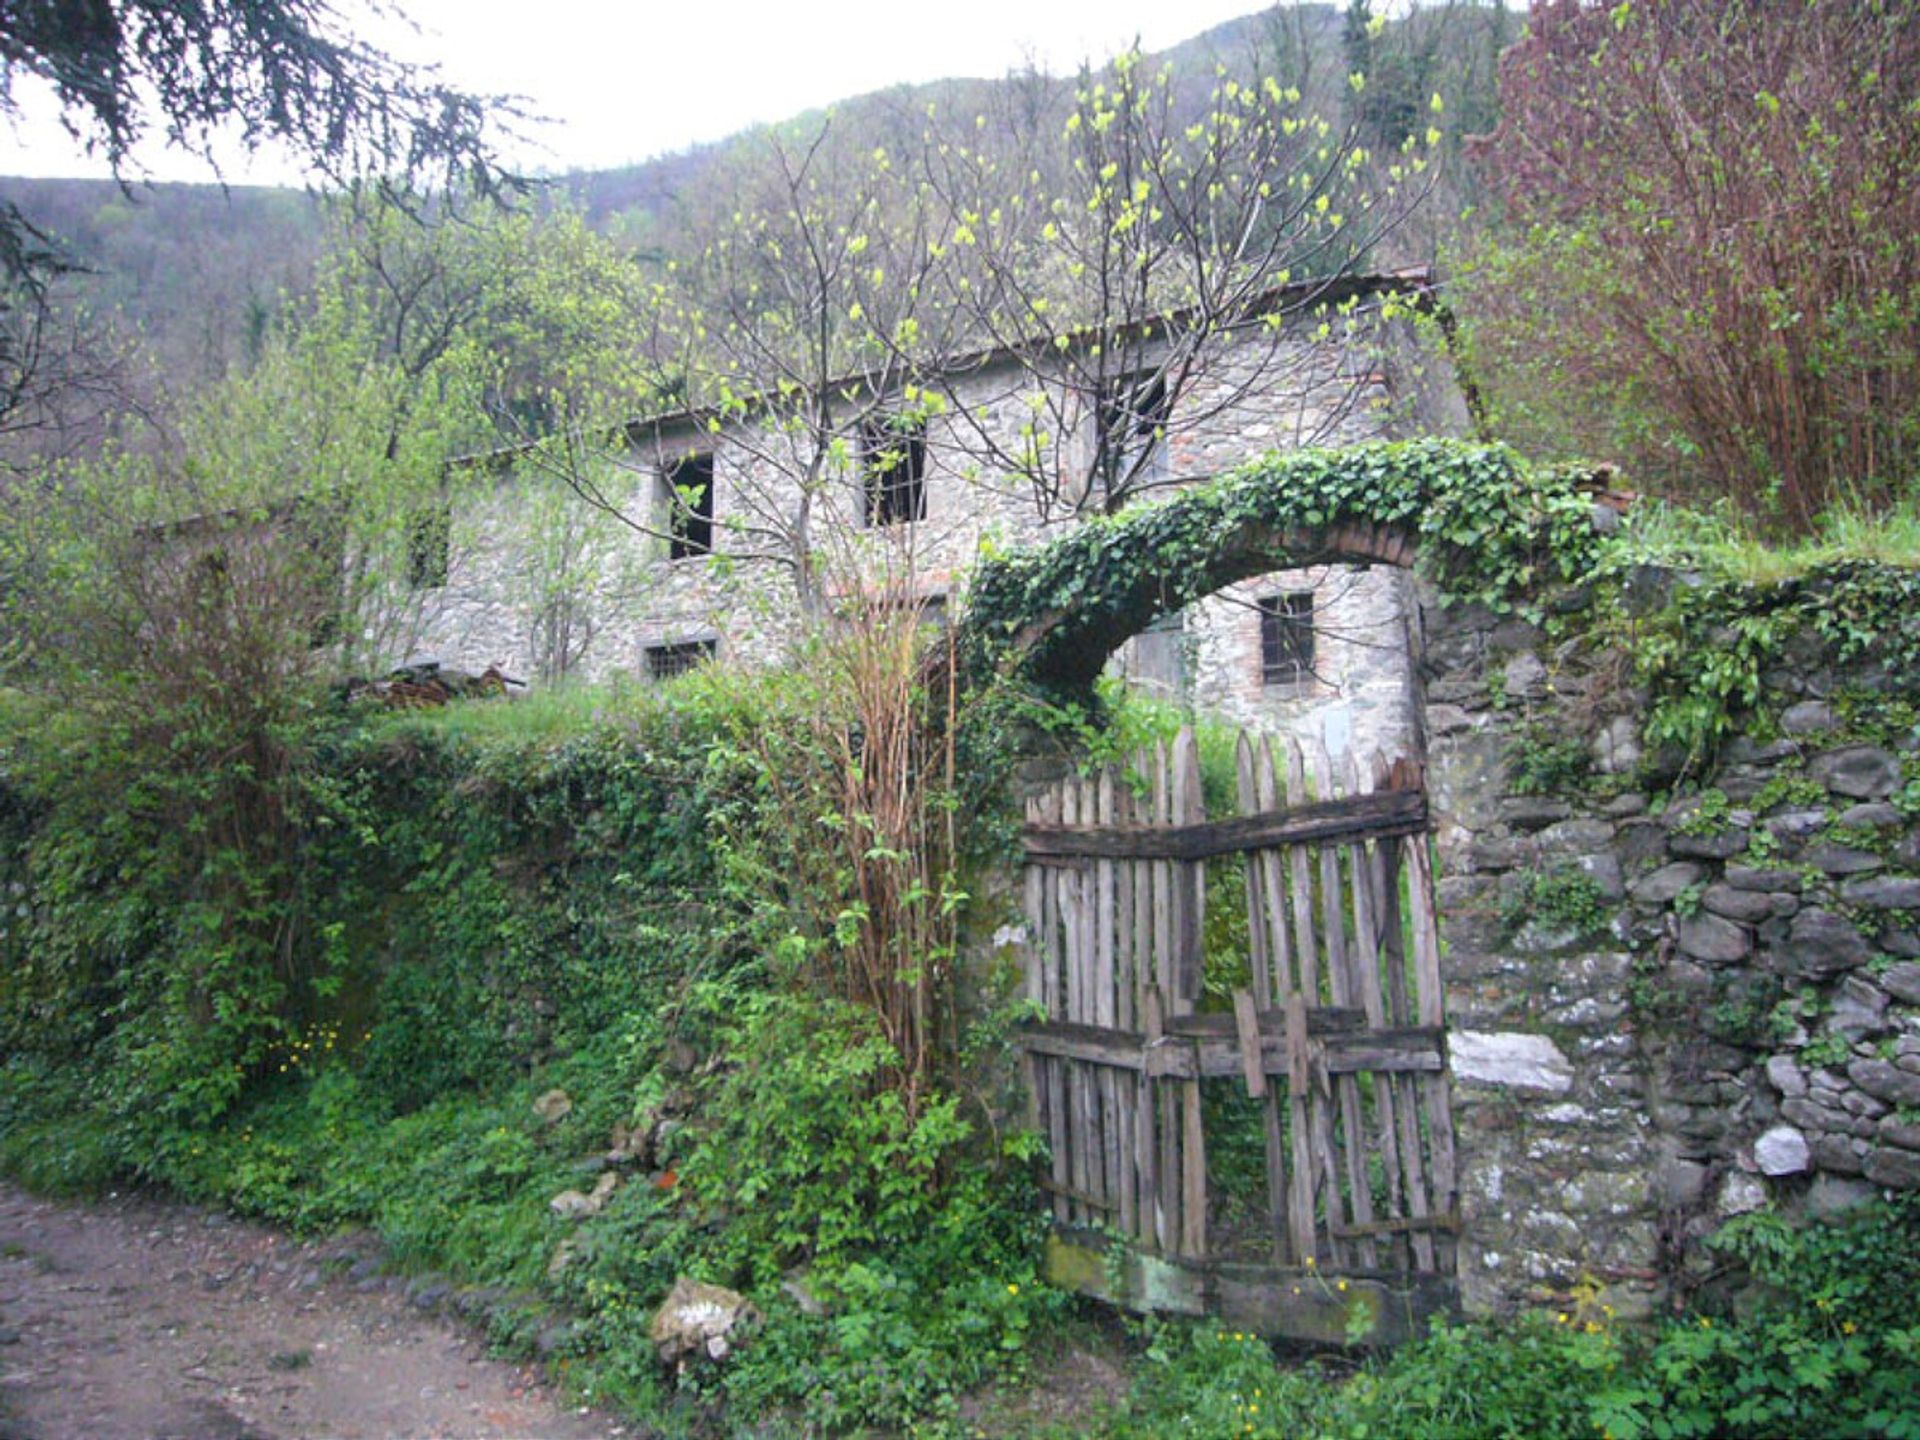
998 515 1420 697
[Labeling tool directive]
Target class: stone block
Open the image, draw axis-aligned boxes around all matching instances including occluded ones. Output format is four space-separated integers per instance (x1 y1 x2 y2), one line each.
1502 651 1547 699
1670 829 1750 861
1782 909 1872 979
1781 1096 1850 1132
1865 1146 1920 1189
1882 961 1920 1005
1616 819 1673 867
1780 700 1836 735
1881 927 1920 958
1806 1174 1879 1219
1766 808 1832 842
1828 976 1889 1037
1630 862 1703 905
1536 818 1617 854
1576 852 1627 901
1594 715 1643 776
1879 1119 1920 1152
1837 802 1903 830
1656 1155 1709 1207
1841 875 1920 910
1700 884 1775 923
1725 866 1803 893
1805 843 1886 876
1809 1133 1867 1175
1451 1030 1574 1094
1718 1172 1768 1216
1754 1125 1812 1176
1849 1058 1920 1108
1677 912 1752 964
1811 745 1902 801
1500 797 1571 831
1726 737 1801 764
1766 1055 1808 1098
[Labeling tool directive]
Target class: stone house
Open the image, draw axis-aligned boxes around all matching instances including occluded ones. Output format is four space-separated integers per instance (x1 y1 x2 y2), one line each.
408 272 1469 762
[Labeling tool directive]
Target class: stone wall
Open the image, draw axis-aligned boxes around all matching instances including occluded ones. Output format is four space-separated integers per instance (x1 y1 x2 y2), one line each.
1420 578 1920 1318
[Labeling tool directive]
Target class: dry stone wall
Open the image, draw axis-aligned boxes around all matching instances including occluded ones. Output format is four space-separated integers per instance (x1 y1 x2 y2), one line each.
1421 576 1920 1318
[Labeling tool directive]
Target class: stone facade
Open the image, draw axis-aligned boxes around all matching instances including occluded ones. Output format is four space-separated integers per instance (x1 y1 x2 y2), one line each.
406 301 1460 760
1420 580 1920 1318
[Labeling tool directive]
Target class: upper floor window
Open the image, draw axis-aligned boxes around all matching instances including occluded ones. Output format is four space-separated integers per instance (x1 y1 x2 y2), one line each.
860 416 927 527
661 452 714 560
1259 591 1315 691
1093 369 1172 498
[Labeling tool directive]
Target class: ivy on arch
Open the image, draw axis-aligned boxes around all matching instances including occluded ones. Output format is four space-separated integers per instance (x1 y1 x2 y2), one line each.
958 438 1607 699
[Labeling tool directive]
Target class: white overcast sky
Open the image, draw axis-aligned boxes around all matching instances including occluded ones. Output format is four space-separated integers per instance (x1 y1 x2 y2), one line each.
0 0 1336 184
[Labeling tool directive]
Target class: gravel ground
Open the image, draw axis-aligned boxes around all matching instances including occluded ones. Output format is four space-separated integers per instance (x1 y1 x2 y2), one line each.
0 1181 625 1440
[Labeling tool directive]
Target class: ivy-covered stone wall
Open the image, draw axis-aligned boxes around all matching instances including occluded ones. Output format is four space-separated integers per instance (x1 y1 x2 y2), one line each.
1423 570 1920 1319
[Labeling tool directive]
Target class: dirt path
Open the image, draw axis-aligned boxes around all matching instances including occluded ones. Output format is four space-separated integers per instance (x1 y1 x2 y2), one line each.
0 1182 626 1440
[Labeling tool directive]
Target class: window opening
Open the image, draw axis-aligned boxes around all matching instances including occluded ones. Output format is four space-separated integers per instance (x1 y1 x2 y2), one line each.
663 453 715 560
861 416 927 527
1095 369 1172 495
644 638 716 681
1259 592 1315 690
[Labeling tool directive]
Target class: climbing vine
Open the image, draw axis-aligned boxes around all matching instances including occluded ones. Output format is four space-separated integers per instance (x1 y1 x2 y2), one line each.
960 438 1604 697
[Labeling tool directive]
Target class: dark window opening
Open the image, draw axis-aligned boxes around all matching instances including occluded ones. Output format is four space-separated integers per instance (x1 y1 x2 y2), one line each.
861 417 927 527
406 504 451 590
1095 370 1172 494
1259 592 1315 690
664 453 714 560
645 638 716 681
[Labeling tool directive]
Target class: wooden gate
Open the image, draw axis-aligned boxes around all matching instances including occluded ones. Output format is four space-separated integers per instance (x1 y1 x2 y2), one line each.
1018 727 1457 1343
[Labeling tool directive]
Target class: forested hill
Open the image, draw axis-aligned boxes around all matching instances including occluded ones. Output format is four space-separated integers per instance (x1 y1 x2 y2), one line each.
0 3 1509 386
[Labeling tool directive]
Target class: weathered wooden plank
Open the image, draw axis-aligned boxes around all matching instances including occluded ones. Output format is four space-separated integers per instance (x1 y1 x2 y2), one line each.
1037 786 1070 1226
1284 991 1317 1265
1172 727 1205 1004
1096 769 1125 1223
1405 831 1458 1273
1307 737 1361 1270
1181 1073 1207 1259
1251 743 1295 1002
1282 739 1321 1005
1365 753 1431 1271
1146 985 1175 1255
1236 736 1272 1012
1238 744 1293 1261
1151 742 1173 995
1115 777 1137 1031
1134 1008 1157 1250
1065 776 1095 1226
1018 1018 1442 1079
1329 1211 1462 1241
1340 751 1391 1270
1231 988 1266 1098
1021 789 1428 861
1166 1007 1368 1038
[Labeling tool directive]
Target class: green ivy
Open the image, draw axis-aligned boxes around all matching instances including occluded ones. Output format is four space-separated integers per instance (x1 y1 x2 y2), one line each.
961 438 1605 699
